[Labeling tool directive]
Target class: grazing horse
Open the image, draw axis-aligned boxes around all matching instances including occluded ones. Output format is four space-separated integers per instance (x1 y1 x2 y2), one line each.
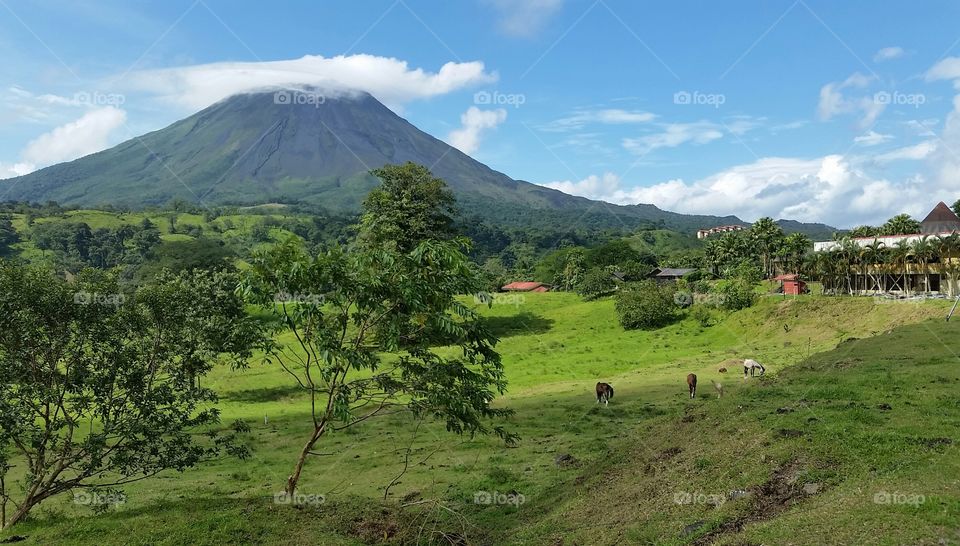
596 382 614 405
743 359 766 378
686 373 697 399
718 367 727 373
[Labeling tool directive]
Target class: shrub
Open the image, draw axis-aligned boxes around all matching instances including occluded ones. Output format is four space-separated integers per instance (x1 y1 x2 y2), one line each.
712 277 757 311
690 304 713 327
729 261 763 283
615 280 677 330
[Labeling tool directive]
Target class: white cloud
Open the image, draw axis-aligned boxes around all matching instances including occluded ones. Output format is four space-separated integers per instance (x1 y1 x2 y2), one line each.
622 121 724 155
726 116 765 135
873 46 905 63
853 130 893 146
924 58 960 195
817 72 884 128
770 120 809 133
447 106 507 155
124 54 497 111
925 57 960 82
20 107 127 167
904 118 938 137
536 155 939 227
874 140 937 163
541 172 621 196
0 162 36 179
486 0 563 37
541 108 657 131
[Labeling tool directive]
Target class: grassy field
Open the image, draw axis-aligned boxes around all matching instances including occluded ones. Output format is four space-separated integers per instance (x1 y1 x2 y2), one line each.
1 293 958 545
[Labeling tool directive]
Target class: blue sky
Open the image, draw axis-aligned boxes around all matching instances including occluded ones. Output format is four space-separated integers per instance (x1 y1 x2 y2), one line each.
3 0 960 227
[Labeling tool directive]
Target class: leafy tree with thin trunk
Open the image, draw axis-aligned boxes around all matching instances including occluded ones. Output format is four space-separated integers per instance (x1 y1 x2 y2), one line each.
242 165 513 499
0 264 261 529
241 238 514 498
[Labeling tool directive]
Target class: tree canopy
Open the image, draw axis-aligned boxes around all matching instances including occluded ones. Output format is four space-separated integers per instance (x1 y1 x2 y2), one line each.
357 162 457 252
0 264 262 528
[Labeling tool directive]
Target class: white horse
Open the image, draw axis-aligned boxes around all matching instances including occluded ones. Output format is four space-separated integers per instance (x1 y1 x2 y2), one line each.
743 359 765 379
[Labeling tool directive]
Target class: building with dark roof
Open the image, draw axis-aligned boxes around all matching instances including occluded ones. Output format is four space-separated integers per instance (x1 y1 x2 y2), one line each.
650 268 697 282
921 201 960 234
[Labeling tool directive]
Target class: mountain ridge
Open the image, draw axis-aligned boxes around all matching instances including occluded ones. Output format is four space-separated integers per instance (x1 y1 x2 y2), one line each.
0 89 837 239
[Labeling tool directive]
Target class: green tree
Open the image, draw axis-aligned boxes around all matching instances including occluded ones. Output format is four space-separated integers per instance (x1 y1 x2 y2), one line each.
0 215 18 257
880 214 921 236
911 236 935 293
133 238 236 284
241 238 514 497
749 217 784 278
0 264 262 529
848 225 878 238
480 256 509 291
780 232 812 275
577 267 616 300
357 162 456 252
586 239 650 269
557 248 586 291
952 199 960 218
131 224 162 258
615 280 677 330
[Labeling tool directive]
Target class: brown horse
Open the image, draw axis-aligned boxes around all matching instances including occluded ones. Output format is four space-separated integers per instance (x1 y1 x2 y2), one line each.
686 373 697 399
596 382 614 405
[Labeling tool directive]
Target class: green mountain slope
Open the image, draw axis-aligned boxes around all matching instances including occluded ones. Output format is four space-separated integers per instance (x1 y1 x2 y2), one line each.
0 90 835 237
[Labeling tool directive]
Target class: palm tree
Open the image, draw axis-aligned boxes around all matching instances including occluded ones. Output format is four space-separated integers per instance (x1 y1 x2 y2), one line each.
862 239 885 292
935 234 960 296
782 232 812 275
805 251 834 294
911 236 934 294
750 217 784 278
838 237 858 295
891 240 912 295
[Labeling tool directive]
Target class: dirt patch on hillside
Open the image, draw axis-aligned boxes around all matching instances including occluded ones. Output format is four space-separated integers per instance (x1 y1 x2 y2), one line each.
691 460 809 545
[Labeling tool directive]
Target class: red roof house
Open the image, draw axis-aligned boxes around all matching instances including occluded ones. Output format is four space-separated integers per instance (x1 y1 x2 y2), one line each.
501 281 551 292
